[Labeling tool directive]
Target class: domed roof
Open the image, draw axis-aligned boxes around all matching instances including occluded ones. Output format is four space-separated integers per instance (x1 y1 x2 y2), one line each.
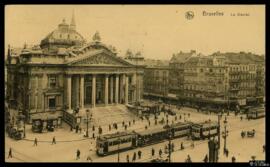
40 18 86 50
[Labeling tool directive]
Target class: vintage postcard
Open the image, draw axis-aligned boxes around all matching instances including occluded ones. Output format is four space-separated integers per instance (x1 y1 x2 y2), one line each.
5 5 265 163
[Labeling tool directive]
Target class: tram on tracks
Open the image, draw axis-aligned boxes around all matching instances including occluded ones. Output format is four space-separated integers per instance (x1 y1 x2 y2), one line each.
247 107 265 119
191 121 219 140
96 131 137 156
96 121 199 156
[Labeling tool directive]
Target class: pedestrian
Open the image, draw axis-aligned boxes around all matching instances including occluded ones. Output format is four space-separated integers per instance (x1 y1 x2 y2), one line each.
225 148 229 157
188 113 190 117
159 149 162 158
166 119 169 125
151 148 155 157
132 152 136 162
172 143 175 152
165 144 168 154
138 150 142 159
79 127 82 133
155 119 157 125
133 119 135 125
109 124 111 131
240 116 243 121
76 149 80 160
8 147 12 158
129 121 131 127
115 124 118 130
86 155 92 162
92 125 95 131
148 120 151 126
52 136 56 145
181 142 184 150
126 154 129 163
175 115 177 121
70 125 73 131
191 141 194 148
122 121 125 127
76 125 79 133
232 156 236 163
203 154 208 163
145 125 148 130
179 115 182 120
263 145 265 152
92 133 95 139
186 154 192 162
33 138 38 146
125 124 127 130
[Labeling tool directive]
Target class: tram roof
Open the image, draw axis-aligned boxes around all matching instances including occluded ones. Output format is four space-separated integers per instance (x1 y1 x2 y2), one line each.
170 121 193 127
135 127 166 135
192 121 218 127
98 131 136 141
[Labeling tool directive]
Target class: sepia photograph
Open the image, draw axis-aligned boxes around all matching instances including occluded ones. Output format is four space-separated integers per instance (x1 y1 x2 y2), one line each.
4 5 266 163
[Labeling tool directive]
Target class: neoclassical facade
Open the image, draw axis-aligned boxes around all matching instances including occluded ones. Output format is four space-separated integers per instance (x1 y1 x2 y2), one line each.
6 16 144 121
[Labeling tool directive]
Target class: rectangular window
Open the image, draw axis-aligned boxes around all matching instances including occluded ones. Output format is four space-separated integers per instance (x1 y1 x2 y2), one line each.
49 75 57 88
48 97 56 109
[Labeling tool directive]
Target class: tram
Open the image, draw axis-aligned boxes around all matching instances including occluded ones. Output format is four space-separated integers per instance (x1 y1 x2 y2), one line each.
191 121 219 140
136 127 168 146
247 108 265 119
164 122 192 138
96 131 137 156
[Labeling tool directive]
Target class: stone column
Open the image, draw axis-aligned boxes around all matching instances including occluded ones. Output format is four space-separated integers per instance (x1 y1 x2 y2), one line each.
67 75 72 110
105 75 109 106
92 75 96 107
42 74 47 111
137 74 141 102
110 76 114 103
132 73 137 102
35 76 38 111
80 75 84 109
121 74 126 104
125 75 129 104
115 75 119 104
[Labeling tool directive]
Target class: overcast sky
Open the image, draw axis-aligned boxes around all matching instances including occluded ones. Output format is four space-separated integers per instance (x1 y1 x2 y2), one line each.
5 5 265 60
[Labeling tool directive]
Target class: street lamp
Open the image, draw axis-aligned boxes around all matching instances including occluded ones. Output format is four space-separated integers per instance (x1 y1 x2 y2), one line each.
222 119 229 153
85 109 90 137
117 137 120 162
217 113 222 149
168 131 172 163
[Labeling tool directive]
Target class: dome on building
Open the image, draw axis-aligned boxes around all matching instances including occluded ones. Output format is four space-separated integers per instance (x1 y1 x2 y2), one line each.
40 15 86 51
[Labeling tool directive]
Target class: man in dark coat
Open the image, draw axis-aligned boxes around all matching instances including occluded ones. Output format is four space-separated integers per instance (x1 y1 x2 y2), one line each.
76 149 80 160
33 138 38 146
52 136 56 145
132 152 136 162
8 147 12 158
151 148 155 157
138 150 142 159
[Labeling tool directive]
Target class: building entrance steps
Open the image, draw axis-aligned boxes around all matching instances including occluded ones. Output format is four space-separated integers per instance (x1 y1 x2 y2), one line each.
79 105 139 127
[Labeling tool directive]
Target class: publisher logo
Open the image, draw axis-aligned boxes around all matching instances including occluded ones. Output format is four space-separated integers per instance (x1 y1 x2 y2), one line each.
185 11 194 20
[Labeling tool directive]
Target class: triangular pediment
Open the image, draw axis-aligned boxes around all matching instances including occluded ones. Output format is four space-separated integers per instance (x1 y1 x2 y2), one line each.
67 50 133 67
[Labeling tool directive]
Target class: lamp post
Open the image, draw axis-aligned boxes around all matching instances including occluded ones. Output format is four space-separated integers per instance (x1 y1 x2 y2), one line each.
168 131 172 163
222 118 228 153
86 109 90 137
217 113 222 149
117 137 120 162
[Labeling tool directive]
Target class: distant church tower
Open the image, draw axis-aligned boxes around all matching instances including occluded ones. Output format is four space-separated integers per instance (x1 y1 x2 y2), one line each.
70 11 76 31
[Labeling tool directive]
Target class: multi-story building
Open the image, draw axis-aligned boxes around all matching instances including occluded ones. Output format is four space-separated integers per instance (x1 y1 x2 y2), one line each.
6 16 144 122
169 50 195 97
182 52 265 110
143 59 170 101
